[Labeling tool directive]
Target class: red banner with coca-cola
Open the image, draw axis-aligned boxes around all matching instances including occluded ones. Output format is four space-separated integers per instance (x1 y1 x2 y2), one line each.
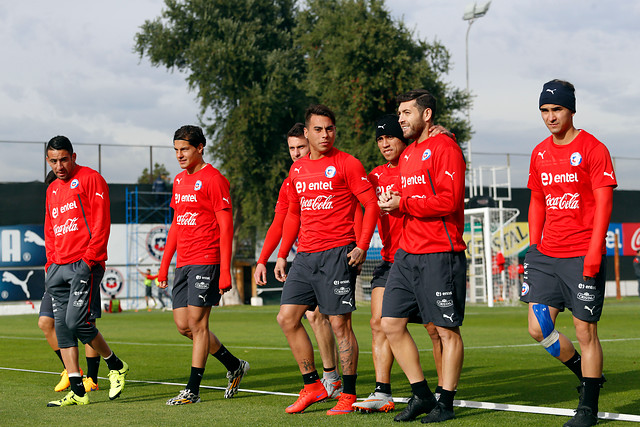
606 222 640 256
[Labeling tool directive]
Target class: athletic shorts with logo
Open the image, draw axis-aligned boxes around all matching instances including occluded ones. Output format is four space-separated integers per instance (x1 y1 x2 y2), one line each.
280 243 358 315
172 264 221 308
45 260 104 348
382 249 466 327
520 245 605 322
371 260 393 289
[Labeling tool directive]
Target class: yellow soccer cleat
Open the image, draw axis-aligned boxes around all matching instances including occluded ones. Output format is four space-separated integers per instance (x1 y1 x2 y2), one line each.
83 377 99 392
108 361 129 400
47 391 89 407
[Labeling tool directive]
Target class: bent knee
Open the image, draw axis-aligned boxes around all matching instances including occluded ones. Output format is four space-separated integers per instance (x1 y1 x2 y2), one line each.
38 316 54 332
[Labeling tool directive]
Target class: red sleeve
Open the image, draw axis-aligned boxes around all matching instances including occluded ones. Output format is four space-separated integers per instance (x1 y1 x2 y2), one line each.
44 190 54 272
399 142 465 218
356 188 379 251
528 190 545 246
158 217 178 282
344 155 373 196
353 204 363 242
583 186 613 276
82 173 111 267
215 208 234 291
257 211 287 265
149 274 158 280
277 210 300 259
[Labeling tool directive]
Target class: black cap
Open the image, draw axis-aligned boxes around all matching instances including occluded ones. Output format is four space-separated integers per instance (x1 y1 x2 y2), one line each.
375 114 407 143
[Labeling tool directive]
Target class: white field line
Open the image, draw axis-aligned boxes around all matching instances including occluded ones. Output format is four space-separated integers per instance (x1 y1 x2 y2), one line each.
1 366 638 422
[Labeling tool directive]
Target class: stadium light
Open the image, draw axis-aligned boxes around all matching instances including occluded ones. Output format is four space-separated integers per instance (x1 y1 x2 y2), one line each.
463 1 490 171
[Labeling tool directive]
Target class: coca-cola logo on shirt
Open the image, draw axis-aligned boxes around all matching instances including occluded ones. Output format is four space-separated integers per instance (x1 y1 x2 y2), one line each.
54 217 79 236
545 193 580 210
176 212 199 225
300 195 334 211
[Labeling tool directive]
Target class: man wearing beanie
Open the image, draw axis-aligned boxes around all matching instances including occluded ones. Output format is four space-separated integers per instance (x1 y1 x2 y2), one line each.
521 80 616 427
379 90 467 423
353 115 448 414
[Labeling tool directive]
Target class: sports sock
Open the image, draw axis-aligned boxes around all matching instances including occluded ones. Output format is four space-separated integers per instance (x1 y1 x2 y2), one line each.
438 389 456 409
103 352 124 371
86 356 100 382
434 385 444 395
212 344 241 372
410 380 432 400
375 382 392 395
562 350 582 380
323 367 340 382
581 377 602 413
302 371 320 385
185 366 205 395
342 374 357 395
54 349 65 368
69 373 85 397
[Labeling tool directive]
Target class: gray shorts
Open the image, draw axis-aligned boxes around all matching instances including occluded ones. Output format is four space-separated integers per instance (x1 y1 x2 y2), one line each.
371 261 393 289
45 260 104 348
280 243 358 316
382 249 467 327
172 264 221 308
520 245 605 322
40 290 54 318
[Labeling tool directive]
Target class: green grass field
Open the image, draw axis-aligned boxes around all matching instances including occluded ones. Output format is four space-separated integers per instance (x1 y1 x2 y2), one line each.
1 299 639 426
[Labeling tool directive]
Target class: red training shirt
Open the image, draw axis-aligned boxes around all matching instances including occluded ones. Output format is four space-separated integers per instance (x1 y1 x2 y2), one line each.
396 134 467 254
369 163 403 262
527 130 617 257
45 165 110 270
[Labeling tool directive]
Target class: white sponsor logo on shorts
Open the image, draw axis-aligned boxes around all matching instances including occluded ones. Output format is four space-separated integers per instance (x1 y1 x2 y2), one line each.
436 299 453 308
521 283 530 296
435 291 452 297
198 294 206 302
333 279 350 286
577 292 596 302
584 305 595 315
334 286 350 295
578 282 596 290
341 299 353 307
195 281 209 290
73 299 84 307
442 313 454 322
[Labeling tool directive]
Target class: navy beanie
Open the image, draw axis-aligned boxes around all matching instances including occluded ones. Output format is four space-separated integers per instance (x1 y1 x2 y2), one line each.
375 114 408 143
539 80 576 112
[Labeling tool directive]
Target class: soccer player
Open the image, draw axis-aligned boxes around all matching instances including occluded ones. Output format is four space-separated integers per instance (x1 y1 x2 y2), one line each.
521 80 615 427
379 89 467 423
137 268 158 311
254 123 343 399
352 115 446 414
157 125 249 405
44 136 129 407
274 104 379 415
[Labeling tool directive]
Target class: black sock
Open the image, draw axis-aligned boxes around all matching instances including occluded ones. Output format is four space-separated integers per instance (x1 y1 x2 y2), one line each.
434 385 444 395
186 366 205 395
69 375 85 397
563 350 583 381
104 352 124 371
54 349 65 369
342 374 357 395
302 370 320 385
581 377 602 413
323 366 336 373
375 382 392 395
438 389 456 409
410 380 432 400
86 356 100 382
212 344 240 372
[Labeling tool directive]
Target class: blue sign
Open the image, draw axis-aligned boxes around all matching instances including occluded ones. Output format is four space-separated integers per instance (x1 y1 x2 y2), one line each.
0 225 47 267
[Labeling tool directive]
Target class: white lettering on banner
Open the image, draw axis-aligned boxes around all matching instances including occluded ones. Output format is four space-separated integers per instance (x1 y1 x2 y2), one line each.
60 200 77 214
176 212 198 225
541 172 579 186
300 195 334 211
545 193 580 210
1 230 21 262
631 228 640 252
401 174 426 187
54 218 79 236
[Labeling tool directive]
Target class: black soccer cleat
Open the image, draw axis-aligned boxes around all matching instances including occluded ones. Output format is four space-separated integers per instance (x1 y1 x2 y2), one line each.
421 401 455 423
563 405 598 427
394 394 437 422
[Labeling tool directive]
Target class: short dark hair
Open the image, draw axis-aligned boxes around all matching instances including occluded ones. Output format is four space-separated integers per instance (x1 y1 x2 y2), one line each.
305 104 336 127
46 135 74 154
287 123 305 138
396 89 437 117
173 125 206 148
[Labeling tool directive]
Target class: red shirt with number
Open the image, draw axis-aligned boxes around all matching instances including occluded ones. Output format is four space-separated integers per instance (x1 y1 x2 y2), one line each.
527 130 617 257
170 163 232 266
369 163 403 262
396 134 466 254
287 148 373 253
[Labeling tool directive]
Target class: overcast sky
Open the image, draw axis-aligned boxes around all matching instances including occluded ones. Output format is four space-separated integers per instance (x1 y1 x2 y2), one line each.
1 0 638 189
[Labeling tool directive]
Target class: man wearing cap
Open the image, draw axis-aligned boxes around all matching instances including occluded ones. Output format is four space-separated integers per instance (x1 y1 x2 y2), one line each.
353 115 447 414
521 79 616 427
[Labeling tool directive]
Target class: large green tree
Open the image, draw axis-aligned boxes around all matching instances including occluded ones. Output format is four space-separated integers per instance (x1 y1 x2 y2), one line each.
135 0 470 251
